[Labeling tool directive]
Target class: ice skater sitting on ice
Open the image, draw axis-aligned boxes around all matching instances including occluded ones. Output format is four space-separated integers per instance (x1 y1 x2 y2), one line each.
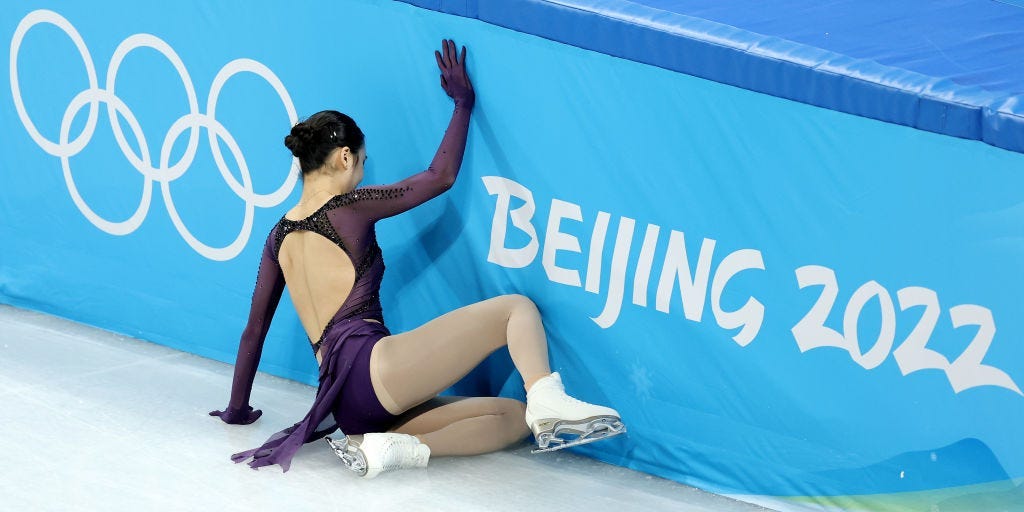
210 39 625 478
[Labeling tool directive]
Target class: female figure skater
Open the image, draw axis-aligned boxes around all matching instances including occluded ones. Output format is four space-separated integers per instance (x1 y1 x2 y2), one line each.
210 40 624 478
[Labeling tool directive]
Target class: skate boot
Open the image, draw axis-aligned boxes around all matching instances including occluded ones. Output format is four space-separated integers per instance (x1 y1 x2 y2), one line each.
325 433 430 478
525 372 626 453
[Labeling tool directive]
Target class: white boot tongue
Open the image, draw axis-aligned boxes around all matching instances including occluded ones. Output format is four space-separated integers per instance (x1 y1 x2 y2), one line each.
529 372 563 394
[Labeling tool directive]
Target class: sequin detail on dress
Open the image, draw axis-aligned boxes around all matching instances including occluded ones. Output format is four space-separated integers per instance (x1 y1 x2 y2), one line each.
272 191 399 354
274 194 352 262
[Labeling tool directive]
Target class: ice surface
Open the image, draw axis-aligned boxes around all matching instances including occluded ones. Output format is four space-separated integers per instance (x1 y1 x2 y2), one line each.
0 304 773 512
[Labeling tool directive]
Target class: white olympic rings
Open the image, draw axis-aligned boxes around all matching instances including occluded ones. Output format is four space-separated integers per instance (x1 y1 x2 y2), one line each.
10 9 299 261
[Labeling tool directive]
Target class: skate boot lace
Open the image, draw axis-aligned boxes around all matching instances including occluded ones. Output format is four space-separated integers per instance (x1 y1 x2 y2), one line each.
540 375 590 408
377 439 415 473
530 374 618 420
552 390 589 407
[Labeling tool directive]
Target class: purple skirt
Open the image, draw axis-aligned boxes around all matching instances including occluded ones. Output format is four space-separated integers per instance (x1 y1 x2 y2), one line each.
231 319 397 472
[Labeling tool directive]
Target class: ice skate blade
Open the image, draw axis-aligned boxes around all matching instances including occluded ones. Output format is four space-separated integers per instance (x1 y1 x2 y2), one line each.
325 436 368 476
531 426 626 453
531 418 626 454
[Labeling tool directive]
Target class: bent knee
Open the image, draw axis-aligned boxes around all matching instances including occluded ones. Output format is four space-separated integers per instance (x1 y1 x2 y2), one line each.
498 293 537 313
499 398 527 419
497 399 530 442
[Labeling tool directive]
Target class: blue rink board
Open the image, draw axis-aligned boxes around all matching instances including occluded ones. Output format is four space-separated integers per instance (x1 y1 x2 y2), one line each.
2 1 1023 510
401 0 1024 155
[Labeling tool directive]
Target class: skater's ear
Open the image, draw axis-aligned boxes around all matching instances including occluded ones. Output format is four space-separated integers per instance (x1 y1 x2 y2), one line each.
331 146 356 172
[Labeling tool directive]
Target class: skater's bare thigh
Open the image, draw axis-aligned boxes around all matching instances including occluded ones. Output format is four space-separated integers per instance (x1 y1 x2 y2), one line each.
370 295 532 414
388 395 528 436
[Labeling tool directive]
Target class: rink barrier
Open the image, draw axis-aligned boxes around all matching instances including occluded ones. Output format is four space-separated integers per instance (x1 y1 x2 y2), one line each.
2 1 1022 509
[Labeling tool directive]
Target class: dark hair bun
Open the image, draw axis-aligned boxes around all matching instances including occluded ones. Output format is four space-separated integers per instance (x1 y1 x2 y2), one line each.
285 110 364 174
284 124 317 159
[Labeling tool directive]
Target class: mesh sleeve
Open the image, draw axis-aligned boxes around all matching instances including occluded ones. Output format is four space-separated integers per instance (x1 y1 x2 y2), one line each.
225 229 286 413
350 100 472 221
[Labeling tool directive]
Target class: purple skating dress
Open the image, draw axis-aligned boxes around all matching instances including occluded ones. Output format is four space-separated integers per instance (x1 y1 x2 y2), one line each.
221 94 473 472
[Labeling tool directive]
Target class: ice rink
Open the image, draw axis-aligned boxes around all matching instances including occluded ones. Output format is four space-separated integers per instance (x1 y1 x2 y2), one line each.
0 304 772 511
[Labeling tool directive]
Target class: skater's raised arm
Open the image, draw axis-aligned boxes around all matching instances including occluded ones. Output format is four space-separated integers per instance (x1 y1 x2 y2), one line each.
209 229 285 425
350 39 475 221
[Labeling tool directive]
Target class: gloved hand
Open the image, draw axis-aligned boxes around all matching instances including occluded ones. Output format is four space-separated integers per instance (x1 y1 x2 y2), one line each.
209 404 263 425
435 39 474 107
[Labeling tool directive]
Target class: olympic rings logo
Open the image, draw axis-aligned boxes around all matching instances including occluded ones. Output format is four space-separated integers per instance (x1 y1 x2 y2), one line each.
9 10 299 261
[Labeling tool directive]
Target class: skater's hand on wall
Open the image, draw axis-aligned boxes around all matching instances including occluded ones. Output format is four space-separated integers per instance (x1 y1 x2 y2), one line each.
209 405 262 425
435 38 474 106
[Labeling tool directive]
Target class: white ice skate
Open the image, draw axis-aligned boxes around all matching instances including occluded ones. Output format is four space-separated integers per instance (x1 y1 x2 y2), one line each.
325 433 430 478
525 372 626 453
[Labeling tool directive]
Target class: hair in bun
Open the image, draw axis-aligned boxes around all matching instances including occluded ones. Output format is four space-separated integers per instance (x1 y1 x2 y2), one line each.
284 124 316 160
283 111 365 174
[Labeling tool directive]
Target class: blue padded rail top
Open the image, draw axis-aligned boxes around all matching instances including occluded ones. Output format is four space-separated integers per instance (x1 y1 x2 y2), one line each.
399 0 1024 155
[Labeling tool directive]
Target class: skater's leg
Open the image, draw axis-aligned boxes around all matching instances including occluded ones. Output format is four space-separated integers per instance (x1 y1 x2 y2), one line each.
325 396 528 476
388 396 530 456
370 294 551 414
